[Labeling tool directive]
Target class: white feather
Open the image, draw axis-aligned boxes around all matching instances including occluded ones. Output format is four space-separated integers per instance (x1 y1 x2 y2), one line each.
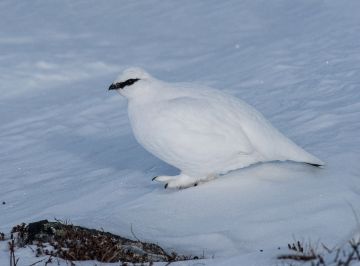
111 67 324 187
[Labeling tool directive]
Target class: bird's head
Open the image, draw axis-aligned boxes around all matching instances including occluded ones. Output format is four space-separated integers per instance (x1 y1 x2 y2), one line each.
108 67 152 99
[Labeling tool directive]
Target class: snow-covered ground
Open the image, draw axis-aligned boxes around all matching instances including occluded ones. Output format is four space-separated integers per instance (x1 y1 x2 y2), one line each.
1 1 360 265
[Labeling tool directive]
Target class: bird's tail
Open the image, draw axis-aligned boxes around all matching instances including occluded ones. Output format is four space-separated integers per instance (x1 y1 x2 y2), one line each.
276 137 325 167
289 148 325 167
305 162 324 167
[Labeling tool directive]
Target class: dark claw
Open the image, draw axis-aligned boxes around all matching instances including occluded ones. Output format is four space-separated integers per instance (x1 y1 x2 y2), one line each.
152 176 158 181
164 183 168 189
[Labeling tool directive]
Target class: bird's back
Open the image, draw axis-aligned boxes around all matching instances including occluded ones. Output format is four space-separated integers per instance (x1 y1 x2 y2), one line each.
196 88 324 166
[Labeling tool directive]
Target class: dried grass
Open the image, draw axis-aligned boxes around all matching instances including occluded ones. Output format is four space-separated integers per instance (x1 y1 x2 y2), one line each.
6 220 201 264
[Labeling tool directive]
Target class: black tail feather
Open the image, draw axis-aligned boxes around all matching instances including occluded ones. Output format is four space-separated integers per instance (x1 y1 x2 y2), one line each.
305 162 323 167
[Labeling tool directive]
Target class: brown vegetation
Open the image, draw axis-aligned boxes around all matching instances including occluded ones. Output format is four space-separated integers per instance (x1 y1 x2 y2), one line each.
278 239 360 266
5 220 201 264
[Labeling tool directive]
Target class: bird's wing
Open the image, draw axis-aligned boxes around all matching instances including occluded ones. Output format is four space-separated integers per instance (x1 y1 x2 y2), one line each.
152 96 255 158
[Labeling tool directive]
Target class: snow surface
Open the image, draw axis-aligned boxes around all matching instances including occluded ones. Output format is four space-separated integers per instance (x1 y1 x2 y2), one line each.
1 1 360 265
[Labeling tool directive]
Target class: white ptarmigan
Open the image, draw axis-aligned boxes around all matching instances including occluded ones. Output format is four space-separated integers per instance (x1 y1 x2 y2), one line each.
109 67 324 189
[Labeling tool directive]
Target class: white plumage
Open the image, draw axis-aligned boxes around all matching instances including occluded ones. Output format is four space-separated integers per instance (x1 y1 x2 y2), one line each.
109 67 324 188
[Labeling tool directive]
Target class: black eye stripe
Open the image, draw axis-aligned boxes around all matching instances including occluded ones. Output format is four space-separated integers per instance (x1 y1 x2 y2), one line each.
115 78 140 89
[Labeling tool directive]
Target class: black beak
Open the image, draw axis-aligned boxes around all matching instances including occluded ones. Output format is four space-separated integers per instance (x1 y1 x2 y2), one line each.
108 83 117 90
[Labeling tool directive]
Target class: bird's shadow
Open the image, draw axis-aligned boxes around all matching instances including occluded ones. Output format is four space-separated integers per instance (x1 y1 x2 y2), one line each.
45 131 178 177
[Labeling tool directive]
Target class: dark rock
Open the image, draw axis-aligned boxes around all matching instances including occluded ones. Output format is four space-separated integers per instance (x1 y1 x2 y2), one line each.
27 220 50 243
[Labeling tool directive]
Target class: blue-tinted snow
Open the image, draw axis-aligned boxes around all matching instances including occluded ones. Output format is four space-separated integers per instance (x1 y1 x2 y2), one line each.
1 1 360 265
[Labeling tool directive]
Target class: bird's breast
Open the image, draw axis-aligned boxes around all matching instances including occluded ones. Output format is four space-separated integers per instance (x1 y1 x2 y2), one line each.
127 102 165 153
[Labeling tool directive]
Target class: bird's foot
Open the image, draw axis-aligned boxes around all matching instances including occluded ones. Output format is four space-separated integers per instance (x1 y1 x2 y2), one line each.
152 174 199 189
152 175 173 182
